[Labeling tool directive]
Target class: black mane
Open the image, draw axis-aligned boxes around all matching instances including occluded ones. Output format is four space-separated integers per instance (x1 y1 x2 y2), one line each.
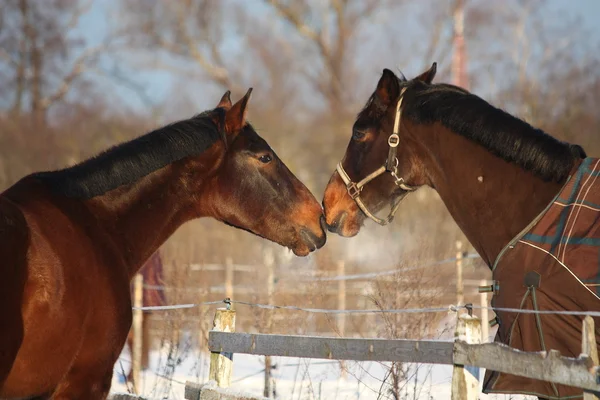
404 81 586 183
33 110 223 199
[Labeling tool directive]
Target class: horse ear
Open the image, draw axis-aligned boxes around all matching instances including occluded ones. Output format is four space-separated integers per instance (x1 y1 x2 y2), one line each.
415 62 437 84
224 88 252 143
374 68 400 108
217 90 232 110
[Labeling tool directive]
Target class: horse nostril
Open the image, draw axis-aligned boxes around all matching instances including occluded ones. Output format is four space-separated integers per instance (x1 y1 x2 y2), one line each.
319 215 327 233
327 212 347 233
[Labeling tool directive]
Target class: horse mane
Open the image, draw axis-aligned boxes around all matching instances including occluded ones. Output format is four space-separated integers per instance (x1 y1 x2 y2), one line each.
33 110 223 199
403 81 586 183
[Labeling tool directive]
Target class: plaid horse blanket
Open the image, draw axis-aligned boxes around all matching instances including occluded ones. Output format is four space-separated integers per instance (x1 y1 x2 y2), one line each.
482 157 600 399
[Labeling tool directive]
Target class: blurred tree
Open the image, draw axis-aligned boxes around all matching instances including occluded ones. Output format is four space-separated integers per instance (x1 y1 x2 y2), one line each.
0 0 117 125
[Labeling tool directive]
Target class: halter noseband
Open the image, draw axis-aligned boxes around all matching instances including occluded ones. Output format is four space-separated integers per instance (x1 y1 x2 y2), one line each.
336 87 417 226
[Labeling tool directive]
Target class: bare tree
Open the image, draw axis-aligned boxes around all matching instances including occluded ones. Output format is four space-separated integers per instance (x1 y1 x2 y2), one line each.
116 1 243 92
0 0 119 124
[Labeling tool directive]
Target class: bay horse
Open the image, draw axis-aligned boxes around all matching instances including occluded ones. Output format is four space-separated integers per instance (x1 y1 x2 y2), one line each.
0 88 326 399
323 63 599 399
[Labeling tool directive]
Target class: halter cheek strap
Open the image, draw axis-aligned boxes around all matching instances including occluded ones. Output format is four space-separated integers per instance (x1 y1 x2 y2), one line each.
336 87 418 226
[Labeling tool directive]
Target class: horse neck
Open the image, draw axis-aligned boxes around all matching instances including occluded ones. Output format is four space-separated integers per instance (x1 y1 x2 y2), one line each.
411 122 567 267
86 158 217 278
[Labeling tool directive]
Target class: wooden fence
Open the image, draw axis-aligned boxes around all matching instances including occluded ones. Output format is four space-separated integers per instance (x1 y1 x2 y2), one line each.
182 307 600 400
121 245 500 398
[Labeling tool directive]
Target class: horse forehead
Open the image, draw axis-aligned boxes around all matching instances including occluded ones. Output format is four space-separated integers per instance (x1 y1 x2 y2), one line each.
237 128 271 151
354 115 378 130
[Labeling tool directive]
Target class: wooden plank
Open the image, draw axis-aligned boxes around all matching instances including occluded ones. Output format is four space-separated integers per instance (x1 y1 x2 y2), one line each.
190 263 256 272
208 331 454 364
108 394 148 400
454 341 600 393
185 381 268 400
582 316 600 400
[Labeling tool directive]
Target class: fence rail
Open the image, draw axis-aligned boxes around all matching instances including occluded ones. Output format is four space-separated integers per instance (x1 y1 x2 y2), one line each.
454 341 600 393
208 331 454 364
207 329 600 393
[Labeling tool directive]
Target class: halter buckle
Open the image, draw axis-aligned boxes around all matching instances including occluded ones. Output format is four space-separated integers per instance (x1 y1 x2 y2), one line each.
347 182 361 199
393 175 405 186
388 133 400 148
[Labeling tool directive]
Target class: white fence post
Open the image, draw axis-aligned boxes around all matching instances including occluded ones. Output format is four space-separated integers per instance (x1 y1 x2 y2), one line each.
209 307 236 388
479 279 489 343
455 241 464 306
225 257 234 300
337 260 346 337
452 312 481 400
132 273 144 394
337 260 347 379
582 316 600 400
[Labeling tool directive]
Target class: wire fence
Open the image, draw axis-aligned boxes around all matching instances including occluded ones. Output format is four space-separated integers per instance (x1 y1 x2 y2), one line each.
139 251 483 294
132 297 600 318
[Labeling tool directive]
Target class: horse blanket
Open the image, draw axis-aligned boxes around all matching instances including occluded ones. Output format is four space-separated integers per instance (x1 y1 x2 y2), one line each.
482 157 600 399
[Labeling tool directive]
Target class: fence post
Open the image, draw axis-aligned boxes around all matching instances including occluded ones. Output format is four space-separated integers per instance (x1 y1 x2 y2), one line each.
209 307 236 388
455 241 464 306
582 316 599 400
480 279 489 343
132 272 144 394
263 247 275 398
452 312 481 400
225 257 234 300
337 260 346 337
337 260 347 380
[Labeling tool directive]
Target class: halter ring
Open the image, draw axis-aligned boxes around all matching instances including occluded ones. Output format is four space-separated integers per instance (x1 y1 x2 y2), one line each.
347 182 361 199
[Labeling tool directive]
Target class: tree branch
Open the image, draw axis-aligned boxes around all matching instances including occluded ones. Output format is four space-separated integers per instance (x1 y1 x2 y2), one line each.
66 0 93 31
264 0 320 43
40 44 107 109
0 47 17 67
172 3 234 90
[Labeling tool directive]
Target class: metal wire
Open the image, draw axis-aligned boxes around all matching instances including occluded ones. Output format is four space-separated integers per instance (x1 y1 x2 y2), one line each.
132 298 600 318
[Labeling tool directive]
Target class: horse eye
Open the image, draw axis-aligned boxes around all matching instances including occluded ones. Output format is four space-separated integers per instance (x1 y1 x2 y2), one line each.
352 129 366 140
259 154 272 163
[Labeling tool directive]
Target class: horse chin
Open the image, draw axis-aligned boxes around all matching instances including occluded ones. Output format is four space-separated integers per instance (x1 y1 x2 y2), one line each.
330 215 361 237
338 225 360 238
291 245 311 257
289 238 318 257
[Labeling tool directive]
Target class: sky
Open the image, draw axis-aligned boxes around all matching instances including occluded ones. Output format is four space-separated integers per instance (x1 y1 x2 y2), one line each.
73 0 600 115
